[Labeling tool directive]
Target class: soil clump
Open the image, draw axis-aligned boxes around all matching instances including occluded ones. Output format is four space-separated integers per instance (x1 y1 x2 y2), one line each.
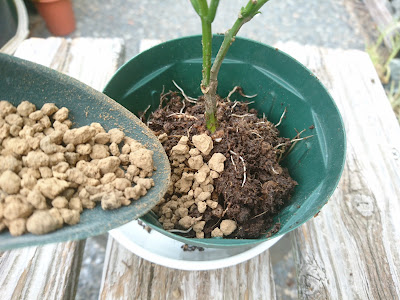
148 90 297 239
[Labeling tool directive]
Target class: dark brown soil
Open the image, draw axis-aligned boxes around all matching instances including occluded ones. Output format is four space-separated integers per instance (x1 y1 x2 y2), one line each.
147 90 297 239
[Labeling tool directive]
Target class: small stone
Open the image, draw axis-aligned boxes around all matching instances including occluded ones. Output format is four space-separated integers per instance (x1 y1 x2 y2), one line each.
193 221 206 233
220 220 237 236
175 207 188 218
108 128 125 144
171 144 189 155
59 208 80 225
178 216 193 229
188 155 203 170
63 126 96 145
196 231 205 239
189 148 200 156
101 193 122 210
197 201 207 213
192 134 213 155
210 170 219 179
9 218 26 236
51 196 69 209
17 101 36 117
211 227 223 238
0 170 21 194
208 153 226 173
5 114 23 127
158 133 168 143
197 191 211 202
194 187 203 198
41 103 58 116
206 200 219 209
94 132 111 144
29 110 44 121
76 143 92 155
53 107 69 122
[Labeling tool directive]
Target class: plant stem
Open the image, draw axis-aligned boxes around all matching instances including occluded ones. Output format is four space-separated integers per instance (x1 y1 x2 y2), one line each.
204 0 271 132
196 0 219 91
207 0 220 23
210 0 270 82
201 16 212 89
190 0 200 15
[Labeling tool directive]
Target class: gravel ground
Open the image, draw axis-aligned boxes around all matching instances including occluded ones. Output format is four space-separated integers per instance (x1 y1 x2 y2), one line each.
30 0 369 61
27 1 374 299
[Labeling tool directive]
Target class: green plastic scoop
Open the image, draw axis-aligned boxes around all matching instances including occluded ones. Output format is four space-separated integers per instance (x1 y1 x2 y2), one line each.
0 53 170 251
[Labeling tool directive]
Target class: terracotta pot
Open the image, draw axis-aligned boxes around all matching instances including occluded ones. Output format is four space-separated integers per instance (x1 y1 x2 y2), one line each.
34 0 76 36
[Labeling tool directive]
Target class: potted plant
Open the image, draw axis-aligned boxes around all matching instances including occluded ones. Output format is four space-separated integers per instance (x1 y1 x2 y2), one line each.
32 0 75 36
104 0 346 248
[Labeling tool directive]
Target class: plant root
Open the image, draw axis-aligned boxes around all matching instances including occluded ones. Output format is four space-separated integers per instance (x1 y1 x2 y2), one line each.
172 80 197 103
275 107 287 127
230 150 247 187
139 104 151 122
167 227 193 233
226 86 257 102
167 113 198 120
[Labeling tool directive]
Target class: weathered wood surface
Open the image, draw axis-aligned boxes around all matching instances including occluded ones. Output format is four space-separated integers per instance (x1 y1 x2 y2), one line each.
100 235 276 300
0 241 85 300
364 0 398 50
277 42 400 299
0 37 124 300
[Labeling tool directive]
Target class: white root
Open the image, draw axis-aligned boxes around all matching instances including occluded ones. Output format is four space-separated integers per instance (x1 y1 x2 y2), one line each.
187 125 193 138
275 107 287 127
167 227 193 233
226 86 257 102
239 156 247 187
231 101 239 110
231 113 255 118
159 87 174 108
140 105 151 122
229 150 247 187
251 210 268 220
167 113 198 120
179 99 186 114
172 80 197 103
251 131 262 138
230 155 237 172
227 86 239 102
271 166 280 175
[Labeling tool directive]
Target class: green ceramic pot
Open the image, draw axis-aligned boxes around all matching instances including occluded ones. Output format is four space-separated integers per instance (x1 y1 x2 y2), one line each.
104 35 346 248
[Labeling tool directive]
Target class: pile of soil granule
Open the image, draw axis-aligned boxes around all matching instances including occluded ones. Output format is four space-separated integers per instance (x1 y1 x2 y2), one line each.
147 91 297 239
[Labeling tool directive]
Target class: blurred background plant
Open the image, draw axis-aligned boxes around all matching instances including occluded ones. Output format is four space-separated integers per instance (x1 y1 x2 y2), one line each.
388 81 400 122
367 20 400 123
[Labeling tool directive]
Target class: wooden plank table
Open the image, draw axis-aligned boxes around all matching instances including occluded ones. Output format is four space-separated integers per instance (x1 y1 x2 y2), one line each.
99 41 400 299
277 42 400 299
1 37 400 300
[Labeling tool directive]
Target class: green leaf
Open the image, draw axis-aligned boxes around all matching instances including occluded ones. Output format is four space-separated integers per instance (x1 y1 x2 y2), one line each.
190 0 201 16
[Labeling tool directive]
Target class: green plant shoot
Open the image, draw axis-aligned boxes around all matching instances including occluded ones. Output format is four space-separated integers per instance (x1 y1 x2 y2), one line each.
190 0 271 132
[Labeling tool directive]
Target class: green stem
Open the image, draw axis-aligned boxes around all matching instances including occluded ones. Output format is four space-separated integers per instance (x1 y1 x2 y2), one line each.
210 0 270 81
190 0 200 15
207 0 220 23
205 0 271 132
201 17 212 89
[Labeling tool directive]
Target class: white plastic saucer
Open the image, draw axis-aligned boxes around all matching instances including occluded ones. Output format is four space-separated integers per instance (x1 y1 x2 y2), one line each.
109 220 282 271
